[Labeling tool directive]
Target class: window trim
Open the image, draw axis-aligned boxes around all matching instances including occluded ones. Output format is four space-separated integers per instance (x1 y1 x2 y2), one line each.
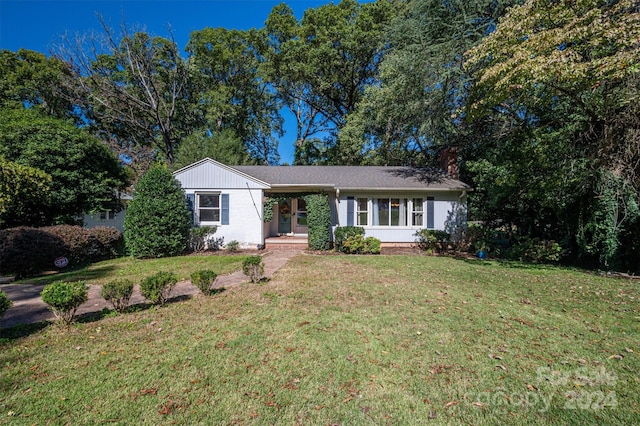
356 197 368 226
197 192 221 224
350 196 431 229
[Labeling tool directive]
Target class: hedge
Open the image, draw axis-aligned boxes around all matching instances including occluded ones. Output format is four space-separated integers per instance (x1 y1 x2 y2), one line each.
0 225 124 278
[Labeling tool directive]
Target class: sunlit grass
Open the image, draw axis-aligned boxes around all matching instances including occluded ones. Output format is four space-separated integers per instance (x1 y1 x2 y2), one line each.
1 255 638 425
17 254 247 286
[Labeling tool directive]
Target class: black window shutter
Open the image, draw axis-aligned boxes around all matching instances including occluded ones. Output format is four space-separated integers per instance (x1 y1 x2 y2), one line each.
347 196 354 226
221 194 229 225
427 197 434 229
186 193 195 224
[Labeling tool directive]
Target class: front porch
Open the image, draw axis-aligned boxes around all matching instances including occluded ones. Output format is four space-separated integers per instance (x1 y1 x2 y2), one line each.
264 235 308 250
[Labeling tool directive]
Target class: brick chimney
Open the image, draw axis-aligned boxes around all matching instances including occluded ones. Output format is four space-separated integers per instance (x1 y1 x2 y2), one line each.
438 146 459 179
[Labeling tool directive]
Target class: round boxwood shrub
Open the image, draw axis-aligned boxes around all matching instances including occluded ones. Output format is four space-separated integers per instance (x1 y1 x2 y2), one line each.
342 235 381 254
334 226 365 252
140 271 178 305
40 281 88 325
0 290 12 319
101 279 134 313
242 256 265 283
124 165 191 258
190 270 218 295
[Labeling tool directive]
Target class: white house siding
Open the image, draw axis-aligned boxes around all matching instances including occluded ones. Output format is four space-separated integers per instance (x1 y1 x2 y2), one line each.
174 159 269 248
180 188 265 248
83 210 126 233
335 192 466 243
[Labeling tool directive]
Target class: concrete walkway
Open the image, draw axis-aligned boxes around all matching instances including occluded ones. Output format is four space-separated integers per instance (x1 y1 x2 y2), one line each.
0 250 301 329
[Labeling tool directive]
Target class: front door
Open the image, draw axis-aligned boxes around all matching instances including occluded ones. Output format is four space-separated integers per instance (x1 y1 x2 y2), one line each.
278 199 292 234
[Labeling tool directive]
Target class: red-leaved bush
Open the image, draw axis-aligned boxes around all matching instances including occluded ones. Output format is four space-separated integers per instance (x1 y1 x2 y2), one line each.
0 225 123 278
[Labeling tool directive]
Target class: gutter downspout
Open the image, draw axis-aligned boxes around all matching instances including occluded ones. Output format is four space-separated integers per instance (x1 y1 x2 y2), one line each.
335 188 340 227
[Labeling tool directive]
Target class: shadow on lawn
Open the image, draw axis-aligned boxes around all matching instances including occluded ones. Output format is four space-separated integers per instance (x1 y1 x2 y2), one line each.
0 292 205 340
76 293 197 324
18 264 119 286
0 321 50 340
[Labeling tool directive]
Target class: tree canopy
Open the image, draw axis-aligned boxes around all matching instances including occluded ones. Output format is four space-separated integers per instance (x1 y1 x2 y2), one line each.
3 0 640 271
0 108 128 226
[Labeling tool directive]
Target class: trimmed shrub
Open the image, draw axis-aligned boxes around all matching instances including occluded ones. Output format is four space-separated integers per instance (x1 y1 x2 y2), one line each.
86 226 125 259
0 225 123 278
140 271 177 305
334 226 365 252
0 290 12 319
342 235 381 254
304 194 331 251
0 227 64 278
101 279 134 313
46 225 124 265
242 256 264 283
415 229 450 254
190 270 218 295
40 281 88 325
226 240 240 252
189 226 217 252
124 165 191 258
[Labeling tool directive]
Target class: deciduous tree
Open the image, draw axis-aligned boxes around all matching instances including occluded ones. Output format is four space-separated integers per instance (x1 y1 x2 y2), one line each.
0 158 51 228
0 108 128 225
187 28 281 165
56 21 195 165
264 0 397 164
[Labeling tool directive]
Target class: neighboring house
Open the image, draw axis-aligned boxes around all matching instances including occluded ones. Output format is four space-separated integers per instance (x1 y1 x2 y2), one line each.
83 192 132 233
173 158 471 249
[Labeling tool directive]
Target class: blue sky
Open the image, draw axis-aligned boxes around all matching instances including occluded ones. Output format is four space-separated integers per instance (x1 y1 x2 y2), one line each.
0 0 343 164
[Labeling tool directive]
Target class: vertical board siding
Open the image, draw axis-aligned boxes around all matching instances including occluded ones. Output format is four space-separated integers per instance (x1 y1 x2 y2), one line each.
175 161 268 189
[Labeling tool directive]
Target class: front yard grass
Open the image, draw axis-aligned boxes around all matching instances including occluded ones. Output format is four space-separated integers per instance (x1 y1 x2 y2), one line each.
16 254 247 286
1 255 638 424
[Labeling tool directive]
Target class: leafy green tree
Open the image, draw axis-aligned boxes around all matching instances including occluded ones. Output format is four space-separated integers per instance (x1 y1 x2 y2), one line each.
0 108 128 225
340 0 521 166
0 49 77 120
466 0 640 270
172 129 252 170
124 164 191 258
187 28 281 165
0 158 51 228
264 0 398 164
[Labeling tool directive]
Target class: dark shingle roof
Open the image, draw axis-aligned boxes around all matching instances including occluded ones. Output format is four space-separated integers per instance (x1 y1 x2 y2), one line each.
231 165 471 191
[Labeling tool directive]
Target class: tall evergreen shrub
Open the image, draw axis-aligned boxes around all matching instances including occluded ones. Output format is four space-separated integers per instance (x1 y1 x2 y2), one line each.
124 165 191 258
304 194 331 250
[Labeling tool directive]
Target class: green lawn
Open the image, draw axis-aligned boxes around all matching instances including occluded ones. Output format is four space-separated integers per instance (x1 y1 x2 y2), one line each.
1 255 638 425
16 254 247 286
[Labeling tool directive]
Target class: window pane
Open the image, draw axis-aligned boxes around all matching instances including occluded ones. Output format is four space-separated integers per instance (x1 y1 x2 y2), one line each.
413 212 423 226
200 209 220 222
413 198 423 211
357 198 368 211
200 194 219 208
390 198 400 226
297 212 308 226
377 199 389 226
297 198 306 211
358 212 368 226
